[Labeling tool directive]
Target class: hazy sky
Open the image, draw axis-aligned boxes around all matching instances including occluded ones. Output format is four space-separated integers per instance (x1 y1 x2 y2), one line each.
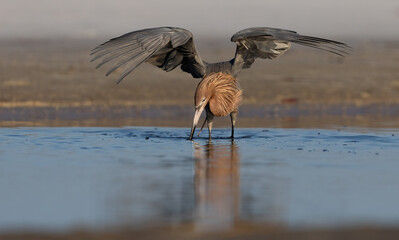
1 0 399 39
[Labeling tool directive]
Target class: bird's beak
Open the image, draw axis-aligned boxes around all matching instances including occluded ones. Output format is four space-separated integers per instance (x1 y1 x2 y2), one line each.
189 105 205 140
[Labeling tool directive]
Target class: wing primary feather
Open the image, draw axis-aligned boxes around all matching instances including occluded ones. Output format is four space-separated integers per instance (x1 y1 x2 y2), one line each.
91 42 140 62
99 30 150 46
92 34 163 60
296 36 352 52
105 50 148 76
299 35 351 47
91 42 136 56
90 29 156 53
115 53 155 84
91 38 135 53
95 47 142 69
292 40 347 56
296 39 350 54
292 41 343 55
105 38 164 76
140 35 164 51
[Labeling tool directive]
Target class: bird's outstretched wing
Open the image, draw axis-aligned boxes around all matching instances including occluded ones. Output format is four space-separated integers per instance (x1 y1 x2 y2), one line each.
231 27 351 70
91 27 206 83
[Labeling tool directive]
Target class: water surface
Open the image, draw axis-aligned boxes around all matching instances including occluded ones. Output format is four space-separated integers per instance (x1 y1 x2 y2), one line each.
1 127 399 232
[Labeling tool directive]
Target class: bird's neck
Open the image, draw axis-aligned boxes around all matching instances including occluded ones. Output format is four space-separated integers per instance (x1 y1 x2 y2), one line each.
201 73 242 117
205 60 235 76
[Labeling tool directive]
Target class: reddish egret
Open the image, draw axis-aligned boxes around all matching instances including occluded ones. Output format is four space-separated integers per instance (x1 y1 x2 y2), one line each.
91 27 350 139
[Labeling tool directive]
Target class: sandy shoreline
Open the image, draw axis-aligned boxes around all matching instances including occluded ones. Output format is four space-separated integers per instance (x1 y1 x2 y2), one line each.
1 38 399 128
1 103 399 128
2 226 399 240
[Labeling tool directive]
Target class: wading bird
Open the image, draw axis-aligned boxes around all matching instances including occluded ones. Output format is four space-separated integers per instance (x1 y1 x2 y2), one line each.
91 27 350 140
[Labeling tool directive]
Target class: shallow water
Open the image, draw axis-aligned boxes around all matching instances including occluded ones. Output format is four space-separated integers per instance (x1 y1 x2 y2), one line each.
1 127 399 232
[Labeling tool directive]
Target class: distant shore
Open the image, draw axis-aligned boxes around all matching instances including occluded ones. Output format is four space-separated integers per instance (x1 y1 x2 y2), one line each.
1 103 399 129
1 39 399 128
2 226 399 240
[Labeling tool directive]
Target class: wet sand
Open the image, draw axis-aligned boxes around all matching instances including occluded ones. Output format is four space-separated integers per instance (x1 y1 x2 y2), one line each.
2 104 399 129
3 227 399 240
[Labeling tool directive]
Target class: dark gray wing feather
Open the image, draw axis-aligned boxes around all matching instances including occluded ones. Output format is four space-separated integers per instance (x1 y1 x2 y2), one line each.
91 27 206 83
231 27 351 71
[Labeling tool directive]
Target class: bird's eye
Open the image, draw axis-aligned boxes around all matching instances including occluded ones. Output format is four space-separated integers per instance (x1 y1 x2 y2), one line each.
201 98 205 102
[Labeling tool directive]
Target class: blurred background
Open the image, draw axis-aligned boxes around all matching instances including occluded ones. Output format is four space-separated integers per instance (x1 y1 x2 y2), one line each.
1 0 399 39
1 0 399 127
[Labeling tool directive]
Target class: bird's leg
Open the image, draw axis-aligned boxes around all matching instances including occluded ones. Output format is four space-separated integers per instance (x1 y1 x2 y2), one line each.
197 106 214 138
203 105 214 139
207 115 214 140
230 111 238 139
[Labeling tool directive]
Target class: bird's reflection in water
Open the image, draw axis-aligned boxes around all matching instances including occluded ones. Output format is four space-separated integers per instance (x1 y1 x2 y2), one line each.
193 140 240 232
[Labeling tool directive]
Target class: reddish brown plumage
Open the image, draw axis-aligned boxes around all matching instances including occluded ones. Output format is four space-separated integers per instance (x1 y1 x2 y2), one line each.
195 72 242 117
